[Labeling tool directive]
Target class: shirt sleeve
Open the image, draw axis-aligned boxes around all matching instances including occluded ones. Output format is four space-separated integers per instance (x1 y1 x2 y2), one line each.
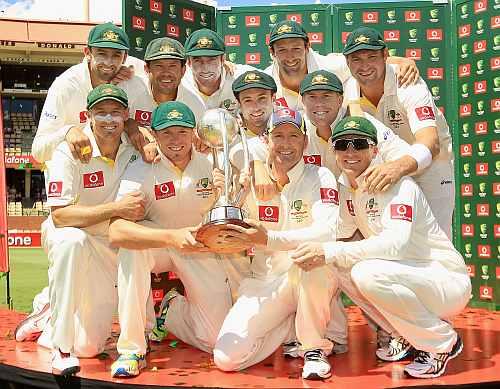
44 147 79 207
366 113 411 161
32 81 73 163
115 159 149 201
267 167 339 251
323 178 418 269
400 78 438 134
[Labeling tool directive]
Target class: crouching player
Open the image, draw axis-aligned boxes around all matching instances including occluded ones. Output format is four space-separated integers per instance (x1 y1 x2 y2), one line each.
43 84 144 375
291 116 471 379
108 101 250 377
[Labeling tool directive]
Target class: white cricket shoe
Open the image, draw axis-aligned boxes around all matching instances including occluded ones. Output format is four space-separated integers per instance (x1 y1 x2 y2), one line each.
302 349 332 380
52 349 80 376
15 302 50 342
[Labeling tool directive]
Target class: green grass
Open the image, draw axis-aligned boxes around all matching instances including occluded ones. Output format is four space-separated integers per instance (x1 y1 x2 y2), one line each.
0 248 48 312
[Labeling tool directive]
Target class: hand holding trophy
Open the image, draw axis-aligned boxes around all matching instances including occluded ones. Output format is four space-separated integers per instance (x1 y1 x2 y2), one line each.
195 108 251 253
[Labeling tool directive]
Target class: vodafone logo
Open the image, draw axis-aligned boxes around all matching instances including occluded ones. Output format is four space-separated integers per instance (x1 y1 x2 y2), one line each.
135 110 152 125
390 204 413 222
152 289 164 303
415 106 435 121
286 14 302 24
474 80 487 94
426 29 443 41
495 224 500 238
225 35 240 46
475 122 488 134
259 205 279 223
405 48 421 60
132 16 146 31
7 232 41 247
474 40 487 53
491 57 500 70
478 244 491 258
458 63 471 77
462 224 474 237
168 271 179 280
477 203 490 216
166 24 180 38
480 285 493 300
476 162 489 176
245 15 260 27
491 99 500 112
384 30 400 42
79 111 87 123
83 171 104 188
460 144 472 156
492 15 500 29
150 0 162 14
467 264 475 277
342 31 351 44
320 188 339 205
47 181 63 198
461 183 473 196
154 181 175 200
265 34 270 45
182 8 194 22
274 97 289 109
308 32 323 44
494 182 500 195
404 10 421 22
363 11 379 24
245 52 261 65
459 24 471 38
474 0 488 13
427 68 443 80
303 155 321 166
460 104 472 117
347 200 355 216
492 140 500 154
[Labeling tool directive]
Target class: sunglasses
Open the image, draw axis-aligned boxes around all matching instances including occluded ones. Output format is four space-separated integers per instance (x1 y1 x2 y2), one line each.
332 138 374 151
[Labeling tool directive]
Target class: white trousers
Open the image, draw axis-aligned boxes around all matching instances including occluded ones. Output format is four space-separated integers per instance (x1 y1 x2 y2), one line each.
214 265 338 372
117 245 249 355
43 218 118 357
351 259 471 353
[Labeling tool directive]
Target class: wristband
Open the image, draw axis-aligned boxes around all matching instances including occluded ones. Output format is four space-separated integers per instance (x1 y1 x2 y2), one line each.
409 143 432 171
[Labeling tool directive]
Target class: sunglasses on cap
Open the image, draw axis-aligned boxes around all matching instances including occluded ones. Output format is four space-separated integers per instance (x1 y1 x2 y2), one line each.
332 138 375 151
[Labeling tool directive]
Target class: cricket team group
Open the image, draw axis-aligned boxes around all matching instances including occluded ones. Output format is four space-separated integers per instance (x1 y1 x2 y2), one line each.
13 18 471 381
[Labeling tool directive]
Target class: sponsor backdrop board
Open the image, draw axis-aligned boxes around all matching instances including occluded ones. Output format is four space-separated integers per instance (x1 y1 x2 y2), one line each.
217 5 333 69
122 0 216 60
453 0 499 310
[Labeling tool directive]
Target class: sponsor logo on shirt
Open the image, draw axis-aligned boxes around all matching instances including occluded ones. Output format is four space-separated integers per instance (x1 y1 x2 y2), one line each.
135 110 152 126
47 181 63 198
43 111 57 120
390 204 413 222
303 155 321 166
415 106 435 121
79 111 87 123
83 171 104 188
259 205 279 223
274 97 289 109
347 200 355 216
320 188 339 205
154 181 175 200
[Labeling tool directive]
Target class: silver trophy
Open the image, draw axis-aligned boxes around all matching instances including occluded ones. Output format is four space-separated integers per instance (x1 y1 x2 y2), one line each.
195 108 250 253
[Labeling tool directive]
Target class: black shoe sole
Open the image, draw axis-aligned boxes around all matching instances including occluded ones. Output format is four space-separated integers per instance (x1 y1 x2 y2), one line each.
53 366 81 377
302 372 332 380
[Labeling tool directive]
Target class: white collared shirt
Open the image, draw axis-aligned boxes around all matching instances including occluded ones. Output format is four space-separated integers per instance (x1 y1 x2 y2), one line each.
325 159 466 274
44 123 138 236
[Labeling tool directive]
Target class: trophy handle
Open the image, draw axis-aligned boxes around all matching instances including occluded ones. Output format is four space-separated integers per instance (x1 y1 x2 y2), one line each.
219 110 232 205
233 127 251 207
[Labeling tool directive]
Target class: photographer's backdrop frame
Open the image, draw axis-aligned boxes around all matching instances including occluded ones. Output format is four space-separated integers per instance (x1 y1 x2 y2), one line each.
123 0 499 310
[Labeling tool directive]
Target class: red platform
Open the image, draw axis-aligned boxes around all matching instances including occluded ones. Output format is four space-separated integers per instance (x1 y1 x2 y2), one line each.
1 307 499 388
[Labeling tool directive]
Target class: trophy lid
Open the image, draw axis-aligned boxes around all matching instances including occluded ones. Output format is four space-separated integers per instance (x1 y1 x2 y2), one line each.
197 108 239 149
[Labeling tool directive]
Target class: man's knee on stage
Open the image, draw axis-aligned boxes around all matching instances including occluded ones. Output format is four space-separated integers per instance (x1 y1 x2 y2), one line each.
213 333 256 372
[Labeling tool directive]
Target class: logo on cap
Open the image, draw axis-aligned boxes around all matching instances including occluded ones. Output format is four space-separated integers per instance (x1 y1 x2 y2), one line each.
166 109 183 120
102 30 119 42
277 24 293 34
355 35 370 44
244 72 261 83
344 120 360 130
311 74 329 85
159 44 176 53
196 37 213 48
103 87 115 94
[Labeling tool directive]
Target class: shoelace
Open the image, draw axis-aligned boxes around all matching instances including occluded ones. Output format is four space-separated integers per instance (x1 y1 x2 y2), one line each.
414 350 432 364
388 337 408 356
305 350 327 362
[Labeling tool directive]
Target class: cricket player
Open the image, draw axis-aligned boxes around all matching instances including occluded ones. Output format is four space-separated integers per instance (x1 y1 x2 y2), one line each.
212 108 341 380
291 116 471 379
265 20 420 113
108 101 251 377
181 29 256 121
15 23 153 345
31 22 150 164
43 84 143 375
342 27 455 237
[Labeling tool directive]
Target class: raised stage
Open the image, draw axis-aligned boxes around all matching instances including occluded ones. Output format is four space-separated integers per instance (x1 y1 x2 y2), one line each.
0 307 499 389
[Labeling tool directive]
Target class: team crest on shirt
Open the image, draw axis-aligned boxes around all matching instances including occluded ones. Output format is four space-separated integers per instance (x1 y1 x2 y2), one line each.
386 109 403 129
365 197 380 220
195 177 214 198
290 199 309 223
220 99 238 113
